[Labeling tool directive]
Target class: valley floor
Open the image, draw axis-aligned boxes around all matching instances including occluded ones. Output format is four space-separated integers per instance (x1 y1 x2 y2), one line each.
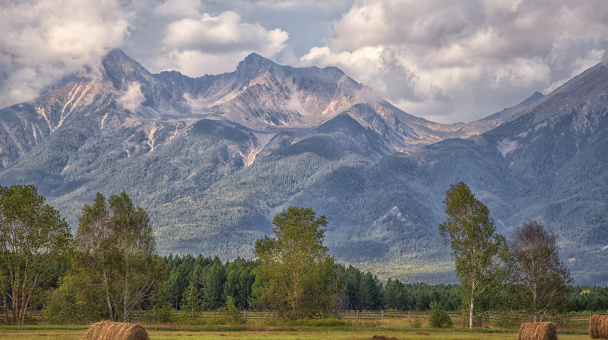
0 327 589 340
0 312 593 340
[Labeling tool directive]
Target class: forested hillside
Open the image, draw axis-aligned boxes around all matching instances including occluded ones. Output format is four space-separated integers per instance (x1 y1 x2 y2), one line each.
0 50 606 285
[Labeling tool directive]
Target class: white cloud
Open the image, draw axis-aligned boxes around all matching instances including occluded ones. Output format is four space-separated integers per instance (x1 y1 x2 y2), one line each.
153 0 203 18
3 0 608 125
123 0 353 74
164 11 287 55
301 0 608 123
0 0 130 109
0 0 293 108
156 11 288 75
118 82 145 112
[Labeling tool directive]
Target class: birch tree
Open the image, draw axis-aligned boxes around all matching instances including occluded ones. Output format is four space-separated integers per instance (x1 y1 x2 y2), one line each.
73 192 161 322
439 182 507 329
0 185 71 325
508 221 571 322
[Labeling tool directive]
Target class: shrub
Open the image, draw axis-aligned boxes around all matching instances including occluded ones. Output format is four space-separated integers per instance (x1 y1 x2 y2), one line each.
408 317 423 329
495 311 520 329
221 296 246 324
428 301 453 328
145 303 175 324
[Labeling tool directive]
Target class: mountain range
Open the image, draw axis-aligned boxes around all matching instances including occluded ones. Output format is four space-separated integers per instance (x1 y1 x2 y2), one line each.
0 49 606 285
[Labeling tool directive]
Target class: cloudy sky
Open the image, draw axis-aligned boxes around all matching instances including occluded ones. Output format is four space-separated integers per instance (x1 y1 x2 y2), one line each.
2 0 608 123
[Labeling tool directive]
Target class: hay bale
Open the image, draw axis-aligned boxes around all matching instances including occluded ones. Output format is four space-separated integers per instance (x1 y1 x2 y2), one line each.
590 315 608 339
83 321 149 340
518 322 557 340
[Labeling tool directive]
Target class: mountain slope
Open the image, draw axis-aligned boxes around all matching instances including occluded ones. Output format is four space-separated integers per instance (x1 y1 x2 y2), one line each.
0 50 607 284
310 60 608 284
0 49 464 260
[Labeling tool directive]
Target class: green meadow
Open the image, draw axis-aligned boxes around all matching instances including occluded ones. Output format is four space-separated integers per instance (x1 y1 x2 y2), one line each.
0 312 593 340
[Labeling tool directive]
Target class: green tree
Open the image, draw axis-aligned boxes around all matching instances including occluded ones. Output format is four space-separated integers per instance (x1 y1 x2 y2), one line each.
201 261 226 310
224 258 256 310
344 265 363 310
181 281 201 317
221 296 246 324
439 182 507 329
428 300 453 328
69 192 161 322
168 265 186 309
508 221 572 321
359 272 384 310
0 185 71 325
384 279 410 310
254 206 335 320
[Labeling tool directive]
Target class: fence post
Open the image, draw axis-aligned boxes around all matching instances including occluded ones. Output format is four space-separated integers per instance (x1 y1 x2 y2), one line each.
357 310 359 319
382 310 384 320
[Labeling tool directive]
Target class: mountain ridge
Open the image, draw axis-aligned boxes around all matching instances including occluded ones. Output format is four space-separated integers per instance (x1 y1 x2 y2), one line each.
1 50 606 284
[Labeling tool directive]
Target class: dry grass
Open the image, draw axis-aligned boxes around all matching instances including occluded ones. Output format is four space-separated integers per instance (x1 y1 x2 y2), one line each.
0 325 593 340
518 322 557 340
83 321 149 340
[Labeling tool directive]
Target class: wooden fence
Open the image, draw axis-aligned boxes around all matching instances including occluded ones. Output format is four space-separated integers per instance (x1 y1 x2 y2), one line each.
174 309 595 330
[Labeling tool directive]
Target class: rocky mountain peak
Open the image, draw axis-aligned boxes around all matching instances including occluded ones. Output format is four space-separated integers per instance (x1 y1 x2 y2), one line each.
236 53 283 82
526 91 545 104
101 49 154 91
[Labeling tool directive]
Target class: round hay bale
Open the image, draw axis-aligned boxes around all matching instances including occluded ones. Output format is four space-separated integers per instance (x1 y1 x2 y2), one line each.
590 315 608 339
83 321 149 340
517 322 557 340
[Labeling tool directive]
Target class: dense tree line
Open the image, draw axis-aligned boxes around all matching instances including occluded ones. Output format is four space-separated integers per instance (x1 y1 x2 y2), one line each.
569 286 608 312
2 184 608 327
37 249 608 324
161 256 461 314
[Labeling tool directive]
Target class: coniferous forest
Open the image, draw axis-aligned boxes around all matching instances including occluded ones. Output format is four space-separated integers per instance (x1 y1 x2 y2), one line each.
1 184 608 327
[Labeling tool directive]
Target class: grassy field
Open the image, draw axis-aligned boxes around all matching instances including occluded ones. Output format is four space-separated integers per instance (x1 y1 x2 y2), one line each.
0 312 593 340
0 326 589 340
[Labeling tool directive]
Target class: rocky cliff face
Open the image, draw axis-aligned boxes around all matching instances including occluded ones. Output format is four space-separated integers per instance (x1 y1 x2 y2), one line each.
0 49 511 175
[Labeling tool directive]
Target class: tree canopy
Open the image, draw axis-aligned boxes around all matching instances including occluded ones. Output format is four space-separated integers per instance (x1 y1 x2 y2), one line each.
0 184 71 325
508 221 572 321
49 192 162 322
439 182 507 329
254 206 335 320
